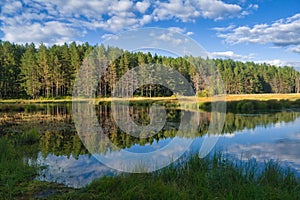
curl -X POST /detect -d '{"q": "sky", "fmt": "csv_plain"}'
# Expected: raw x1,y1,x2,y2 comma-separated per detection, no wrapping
0,0,300,68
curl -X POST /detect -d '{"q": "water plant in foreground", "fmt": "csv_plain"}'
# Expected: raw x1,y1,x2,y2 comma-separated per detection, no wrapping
53,154,300,199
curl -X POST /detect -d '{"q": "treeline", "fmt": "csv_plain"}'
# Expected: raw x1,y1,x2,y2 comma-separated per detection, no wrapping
0,40,299,99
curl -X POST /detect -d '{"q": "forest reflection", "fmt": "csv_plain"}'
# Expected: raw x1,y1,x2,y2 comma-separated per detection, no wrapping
1,103,300,159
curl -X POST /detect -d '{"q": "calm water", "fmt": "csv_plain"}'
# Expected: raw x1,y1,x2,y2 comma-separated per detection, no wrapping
1,103,300,188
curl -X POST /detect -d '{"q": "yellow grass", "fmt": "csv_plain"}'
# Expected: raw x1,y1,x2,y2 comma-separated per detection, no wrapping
1,93,300,104
223,93,300,101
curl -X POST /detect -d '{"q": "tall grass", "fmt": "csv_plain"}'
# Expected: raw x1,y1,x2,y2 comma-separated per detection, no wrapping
0,138,37,199
57,154,300,199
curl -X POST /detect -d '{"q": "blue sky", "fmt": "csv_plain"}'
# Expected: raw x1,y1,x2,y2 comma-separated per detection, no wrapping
0,0,300,68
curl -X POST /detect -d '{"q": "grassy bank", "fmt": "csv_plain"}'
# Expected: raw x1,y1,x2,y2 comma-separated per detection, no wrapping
1,134,299,199
51,154,300,199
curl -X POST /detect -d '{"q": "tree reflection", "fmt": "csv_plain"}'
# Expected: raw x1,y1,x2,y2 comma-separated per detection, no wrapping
1,103,300,158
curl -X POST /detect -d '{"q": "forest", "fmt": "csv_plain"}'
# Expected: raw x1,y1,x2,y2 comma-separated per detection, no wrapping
0,40,300,99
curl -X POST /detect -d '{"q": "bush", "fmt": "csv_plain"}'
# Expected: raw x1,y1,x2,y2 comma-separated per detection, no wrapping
197,90,210,97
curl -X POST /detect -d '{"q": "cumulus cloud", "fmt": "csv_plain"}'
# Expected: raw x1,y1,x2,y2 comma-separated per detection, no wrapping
210,51,254,60
1,21,78,45
215,13,300,48
209,51,300,68
152,0,200,22
256,59,300,68
151,27,196,45
152,0,243,22
194,0,242,20
167,27,186,34
158,33,184,45
136,0,150,13
0,0,248,45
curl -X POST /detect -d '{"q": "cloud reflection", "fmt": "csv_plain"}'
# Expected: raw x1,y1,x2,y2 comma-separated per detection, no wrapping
35,152,117,188
224,132,300,174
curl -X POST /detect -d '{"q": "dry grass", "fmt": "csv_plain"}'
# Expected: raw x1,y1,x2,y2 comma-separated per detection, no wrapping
1,94,300,104
224,93,300,101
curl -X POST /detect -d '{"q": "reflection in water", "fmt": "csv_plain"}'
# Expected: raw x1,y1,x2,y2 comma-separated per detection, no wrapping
1,103,300,187
221,118,300,175
73,102,200,172
35,152,117,188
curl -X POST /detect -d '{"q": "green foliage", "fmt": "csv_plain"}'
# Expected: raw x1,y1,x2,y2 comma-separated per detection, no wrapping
1,41,300,99
196,89,209,97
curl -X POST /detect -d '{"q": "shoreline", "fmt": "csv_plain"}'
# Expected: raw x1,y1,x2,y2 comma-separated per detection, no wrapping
1,93,300,104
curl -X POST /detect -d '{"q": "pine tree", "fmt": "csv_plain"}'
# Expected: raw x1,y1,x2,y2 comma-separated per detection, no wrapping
20,43,40,98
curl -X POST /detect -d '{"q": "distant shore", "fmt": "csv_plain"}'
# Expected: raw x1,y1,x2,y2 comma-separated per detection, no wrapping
1,93,300,104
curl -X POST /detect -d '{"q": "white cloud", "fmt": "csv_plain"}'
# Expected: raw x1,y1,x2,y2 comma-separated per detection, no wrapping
289,45,300,54
1,0,22,15
152,0,243,22
101,33,119,41
1,21,78,45
210,51,254,60
140,15,152,25
248,4,259,10
256,59,300,68
216,13,300,48
152,0,200,22
0,0,250,45
102,15,139,32
209,51,300,68
167,27,186,34
186,32,194,36
158,33,183,45
136,0,150,13
109,0,133,14
212,24,235,32
194,0,242,20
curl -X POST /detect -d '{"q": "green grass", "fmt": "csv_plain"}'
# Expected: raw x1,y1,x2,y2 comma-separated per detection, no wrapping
52,154,300,200
0,138,37,199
